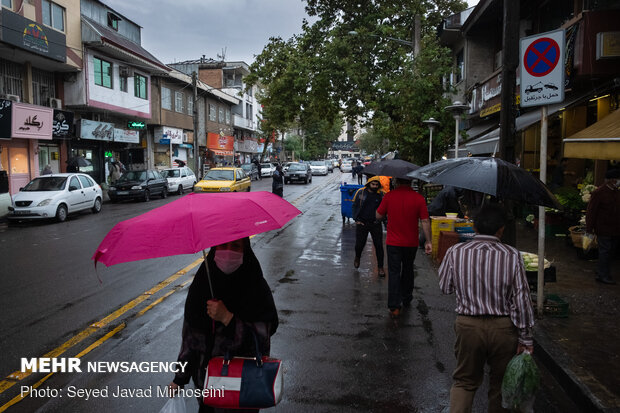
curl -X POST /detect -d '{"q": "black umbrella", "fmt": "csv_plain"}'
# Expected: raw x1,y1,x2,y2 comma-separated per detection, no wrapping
66,156,92,167
407,157,561,209
363,159,420,179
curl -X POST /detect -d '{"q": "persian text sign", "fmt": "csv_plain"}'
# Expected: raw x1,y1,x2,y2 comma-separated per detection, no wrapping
11,102,53,139
80,119,114,141
520,29,565,107
114,128,140,143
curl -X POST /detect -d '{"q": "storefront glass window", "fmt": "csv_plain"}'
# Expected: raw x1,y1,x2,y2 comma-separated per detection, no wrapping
9,147,28,174
0,144,8,171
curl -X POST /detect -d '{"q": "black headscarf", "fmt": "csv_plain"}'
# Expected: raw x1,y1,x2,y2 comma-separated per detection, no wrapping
184,238,278,333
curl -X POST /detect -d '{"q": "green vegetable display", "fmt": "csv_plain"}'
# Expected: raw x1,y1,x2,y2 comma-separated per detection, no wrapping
501,352,540,412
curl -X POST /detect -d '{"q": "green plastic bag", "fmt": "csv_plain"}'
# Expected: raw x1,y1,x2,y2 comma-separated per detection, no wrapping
501,351,540,412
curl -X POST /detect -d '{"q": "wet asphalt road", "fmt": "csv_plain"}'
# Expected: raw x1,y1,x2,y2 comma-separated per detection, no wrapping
0,170,574,412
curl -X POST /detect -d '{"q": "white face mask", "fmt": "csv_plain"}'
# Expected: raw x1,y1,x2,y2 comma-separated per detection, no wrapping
214,249,244,274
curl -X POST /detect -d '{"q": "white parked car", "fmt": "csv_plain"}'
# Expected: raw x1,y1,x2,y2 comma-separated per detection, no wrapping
260,163,275,177
309,160,329,175
340,160,353,172
8,173,102,222
162,167,196,195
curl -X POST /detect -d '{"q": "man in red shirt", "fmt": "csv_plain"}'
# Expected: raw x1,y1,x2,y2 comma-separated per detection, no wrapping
376,177,432,318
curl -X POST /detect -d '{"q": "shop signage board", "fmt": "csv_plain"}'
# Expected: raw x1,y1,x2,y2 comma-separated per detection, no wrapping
154,126,183,144
114,128,140,143
0,99,12,139
1,10,66,62
520,29,565,107
11,102,53,139
127,121,147,130
52,110,73,138
207,132,234,152
80,119,114,141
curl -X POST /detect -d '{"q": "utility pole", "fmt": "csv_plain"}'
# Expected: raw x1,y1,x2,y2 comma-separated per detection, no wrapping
499,0,519,247
192,71,200,178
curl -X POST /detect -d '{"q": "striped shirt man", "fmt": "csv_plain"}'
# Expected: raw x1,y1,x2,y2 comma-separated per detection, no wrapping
438,234,535,345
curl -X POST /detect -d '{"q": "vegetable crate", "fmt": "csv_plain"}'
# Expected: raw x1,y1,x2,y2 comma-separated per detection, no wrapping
532,293,569,318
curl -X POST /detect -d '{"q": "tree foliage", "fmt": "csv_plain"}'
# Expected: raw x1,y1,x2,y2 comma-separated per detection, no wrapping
246,0,468,163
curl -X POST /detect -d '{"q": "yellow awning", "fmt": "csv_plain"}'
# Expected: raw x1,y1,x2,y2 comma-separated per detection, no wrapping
563,109,620,160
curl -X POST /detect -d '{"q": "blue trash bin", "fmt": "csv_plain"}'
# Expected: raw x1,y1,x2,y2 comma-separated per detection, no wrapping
340,184,363,224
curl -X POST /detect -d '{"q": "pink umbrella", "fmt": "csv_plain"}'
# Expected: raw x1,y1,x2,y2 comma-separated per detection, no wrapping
92,191,302,267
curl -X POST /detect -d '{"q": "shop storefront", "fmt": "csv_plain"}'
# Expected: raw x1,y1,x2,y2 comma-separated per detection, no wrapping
206,132,234,166
235,137,259,164
153,126,189,168
0,101,53,195
75,119,145,183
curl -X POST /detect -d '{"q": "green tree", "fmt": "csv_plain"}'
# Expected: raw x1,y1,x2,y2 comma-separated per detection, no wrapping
246,0,467,163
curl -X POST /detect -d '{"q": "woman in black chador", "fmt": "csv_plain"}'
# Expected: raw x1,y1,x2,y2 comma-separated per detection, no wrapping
168,237,278,412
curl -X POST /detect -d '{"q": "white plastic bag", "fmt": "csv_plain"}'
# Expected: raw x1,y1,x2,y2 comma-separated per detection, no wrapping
159,396,187,413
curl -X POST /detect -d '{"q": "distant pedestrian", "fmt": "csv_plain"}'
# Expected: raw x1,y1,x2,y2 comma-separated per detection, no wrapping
253,158,262,180
351,161,357,181
586,169,620,285
353,163,364,184
41,164,53,175
272,164,284,197
376,177,432,318
438,203,535,412
352,176,385,277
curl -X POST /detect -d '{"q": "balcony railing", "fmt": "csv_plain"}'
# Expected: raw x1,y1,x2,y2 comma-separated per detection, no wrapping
233,114,255,130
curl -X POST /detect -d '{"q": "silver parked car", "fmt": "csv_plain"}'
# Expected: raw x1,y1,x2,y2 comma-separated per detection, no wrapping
162,167,196,195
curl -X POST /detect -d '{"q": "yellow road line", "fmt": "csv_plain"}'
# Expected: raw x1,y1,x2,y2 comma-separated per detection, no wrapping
0,258,202,394
0,324,126,413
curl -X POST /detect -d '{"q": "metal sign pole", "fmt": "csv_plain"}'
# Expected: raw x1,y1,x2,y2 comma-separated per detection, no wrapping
537,105,548,316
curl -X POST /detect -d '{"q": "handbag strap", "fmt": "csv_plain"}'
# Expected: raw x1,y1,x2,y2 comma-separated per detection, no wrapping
223,328,263,367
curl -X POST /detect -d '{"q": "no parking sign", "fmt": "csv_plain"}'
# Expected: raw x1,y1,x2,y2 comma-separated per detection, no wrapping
520,29,565,107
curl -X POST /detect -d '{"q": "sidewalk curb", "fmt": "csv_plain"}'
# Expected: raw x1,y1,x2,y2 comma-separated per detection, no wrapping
534,330,617,412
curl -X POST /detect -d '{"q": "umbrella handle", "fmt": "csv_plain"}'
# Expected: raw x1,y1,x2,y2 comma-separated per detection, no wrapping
203,250,215,298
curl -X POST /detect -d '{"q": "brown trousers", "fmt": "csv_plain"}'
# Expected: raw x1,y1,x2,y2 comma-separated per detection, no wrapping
450,315,518,413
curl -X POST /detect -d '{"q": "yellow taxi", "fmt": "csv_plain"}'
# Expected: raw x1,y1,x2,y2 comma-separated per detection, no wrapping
193,167,251,193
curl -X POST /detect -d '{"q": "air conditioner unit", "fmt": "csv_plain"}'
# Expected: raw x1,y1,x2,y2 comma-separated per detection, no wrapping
119,66,133,77
2,94,21,102
49,98,62,109
183,133,189,143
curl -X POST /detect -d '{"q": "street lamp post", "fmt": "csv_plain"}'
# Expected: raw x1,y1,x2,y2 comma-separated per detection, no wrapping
422,117,440,164
444,101,470,158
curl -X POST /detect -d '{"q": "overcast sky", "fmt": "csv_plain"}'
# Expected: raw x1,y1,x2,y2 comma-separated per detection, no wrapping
104,0,479,66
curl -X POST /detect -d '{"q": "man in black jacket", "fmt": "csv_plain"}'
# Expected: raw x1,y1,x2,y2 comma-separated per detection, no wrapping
352,176,385,276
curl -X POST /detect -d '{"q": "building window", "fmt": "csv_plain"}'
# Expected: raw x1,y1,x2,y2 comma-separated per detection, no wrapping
42,0,65,32
246,103,252,120
209,104,216,121
119,75,128,92
0,58,23,98
134,73,147,99
1,0,12,9
218,106,224,123
187,95,193,115
226,109,231,125
175,91,184,113
107,13,120,31
32,68,55,106
455,49,464,84
161,87,171,110
93,57,112,88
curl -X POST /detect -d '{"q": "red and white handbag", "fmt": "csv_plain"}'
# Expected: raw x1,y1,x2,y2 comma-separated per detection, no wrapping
204,334,283,409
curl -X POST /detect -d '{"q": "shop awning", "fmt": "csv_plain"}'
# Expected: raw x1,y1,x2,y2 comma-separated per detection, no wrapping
211,149,234,156
464,128,500,155
515,93,589,131
563,109,620,160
